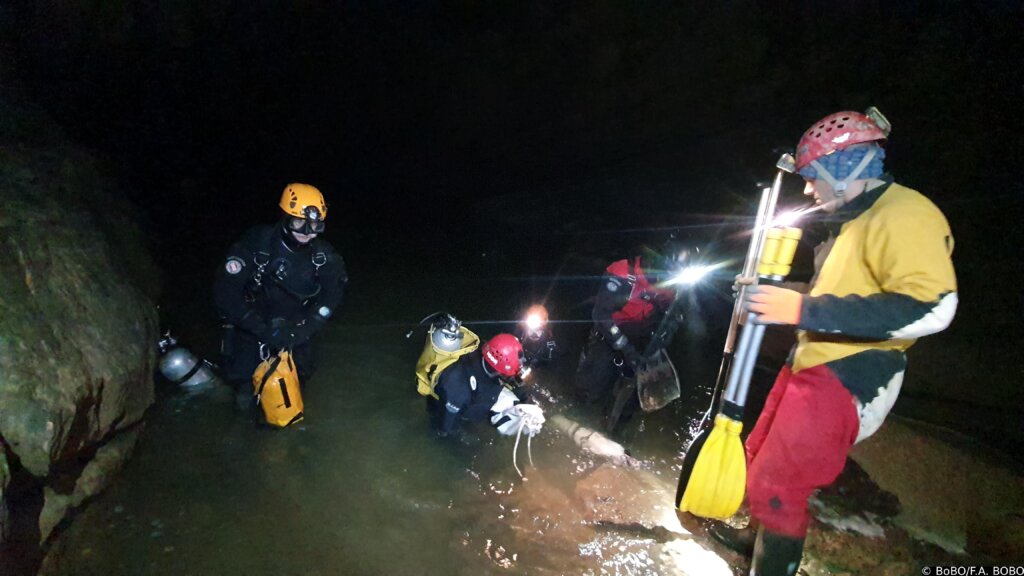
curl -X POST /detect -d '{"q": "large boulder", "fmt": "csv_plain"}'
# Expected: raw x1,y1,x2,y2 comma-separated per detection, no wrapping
0,77,160,567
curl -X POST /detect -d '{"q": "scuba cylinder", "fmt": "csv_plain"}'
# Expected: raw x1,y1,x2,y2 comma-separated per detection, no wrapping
412,313,480,398
157,332,221,394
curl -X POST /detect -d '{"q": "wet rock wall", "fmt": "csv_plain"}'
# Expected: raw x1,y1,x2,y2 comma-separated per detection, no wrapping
0,58,160,573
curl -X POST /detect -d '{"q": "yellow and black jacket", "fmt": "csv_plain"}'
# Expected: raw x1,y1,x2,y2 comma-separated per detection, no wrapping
792,178,958,441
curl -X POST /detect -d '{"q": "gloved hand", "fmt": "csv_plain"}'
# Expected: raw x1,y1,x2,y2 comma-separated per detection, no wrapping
516,404,545,437
494,404,545,437
744,285,803,325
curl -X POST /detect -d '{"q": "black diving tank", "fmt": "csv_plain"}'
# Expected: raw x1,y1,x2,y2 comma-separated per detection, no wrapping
157,333,220,393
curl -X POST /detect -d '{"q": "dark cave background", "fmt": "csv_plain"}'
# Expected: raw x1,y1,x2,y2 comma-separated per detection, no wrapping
3,1,1022,454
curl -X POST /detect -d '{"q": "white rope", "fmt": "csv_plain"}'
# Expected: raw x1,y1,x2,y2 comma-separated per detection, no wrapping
512,417,527,478
511,410,543,478
527,432,534,468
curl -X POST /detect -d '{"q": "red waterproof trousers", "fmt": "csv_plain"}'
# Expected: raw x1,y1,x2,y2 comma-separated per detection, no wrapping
745,364,860,538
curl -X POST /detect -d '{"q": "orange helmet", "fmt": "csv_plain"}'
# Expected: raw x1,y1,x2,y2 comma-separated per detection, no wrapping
279,183,327,221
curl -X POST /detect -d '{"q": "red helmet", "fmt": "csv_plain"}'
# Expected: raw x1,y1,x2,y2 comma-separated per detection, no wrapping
795,111,887,171
482,333,523,377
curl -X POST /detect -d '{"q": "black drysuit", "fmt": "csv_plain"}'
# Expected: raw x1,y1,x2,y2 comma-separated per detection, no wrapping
213,224,347,389
427,350,512,437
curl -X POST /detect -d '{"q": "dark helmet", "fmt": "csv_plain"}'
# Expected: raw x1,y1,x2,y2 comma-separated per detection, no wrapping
656,236,700,275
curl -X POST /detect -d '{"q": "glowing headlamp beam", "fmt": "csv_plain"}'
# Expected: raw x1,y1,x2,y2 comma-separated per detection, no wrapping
524,313,545,332
769,203,826,228
666,262,727,287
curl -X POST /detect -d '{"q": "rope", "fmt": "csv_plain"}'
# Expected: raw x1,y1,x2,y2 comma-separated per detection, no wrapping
528,433,534,468
512,418,527,478
511,410,542,478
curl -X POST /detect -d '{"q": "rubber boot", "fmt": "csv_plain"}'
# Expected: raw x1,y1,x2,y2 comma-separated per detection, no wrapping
707,520,758,557
749,526,804,576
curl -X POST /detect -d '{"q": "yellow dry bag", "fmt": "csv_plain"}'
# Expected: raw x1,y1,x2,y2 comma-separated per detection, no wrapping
415,325,480,399
252,350,304,428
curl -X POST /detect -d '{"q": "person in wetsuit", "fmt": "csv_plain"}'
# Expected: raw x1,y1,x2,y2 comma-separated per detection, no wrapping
214,183,348,411
573,243,697,405
428,333,542,439
517,304,558,371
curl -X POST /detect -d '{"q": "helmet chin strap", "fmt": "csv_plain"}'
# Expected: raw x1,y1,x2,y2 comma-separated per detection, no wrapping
481,357,499,379
809,145,877,206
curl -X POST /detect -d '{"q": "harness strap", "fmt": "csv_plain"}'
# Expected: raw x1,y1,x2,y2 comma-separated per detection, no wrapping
249,229,325,300
167,360,205,385
256,354,283,398
252,250,270,286
278,377,292,408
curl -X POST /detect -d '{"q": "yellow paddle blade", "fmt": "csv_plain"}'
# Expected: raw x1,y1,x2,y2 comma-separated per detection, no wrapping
678,415,746,519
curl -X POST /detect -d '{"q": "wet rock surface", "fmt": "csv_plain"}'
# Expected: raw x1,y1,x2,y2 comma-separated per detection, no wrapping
0,66,160,573
715,417,1023,575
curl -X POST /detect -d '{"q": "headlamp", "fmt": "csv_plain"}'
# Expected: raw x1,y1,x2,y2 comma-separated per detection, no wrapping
525,313,544,332
521,305,549,338
669,264,713,286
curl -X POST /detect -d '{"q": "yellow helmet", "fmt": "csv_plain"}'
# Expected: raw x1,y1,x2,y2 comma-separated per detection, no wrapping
279,183,328,221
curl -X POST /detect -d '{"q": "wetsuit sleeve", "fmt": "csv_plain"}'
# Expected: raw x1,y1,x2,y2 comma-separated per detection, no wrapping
213,236,268,337
799,202,958,340
315,248,348,315
436,362,475,434
434,375,466,432
510,384,533,405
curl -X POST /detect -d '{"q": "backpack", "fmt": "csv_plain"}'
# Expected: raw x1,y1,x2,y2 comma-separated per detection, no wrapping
414,326,480,399
252,350,305,427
